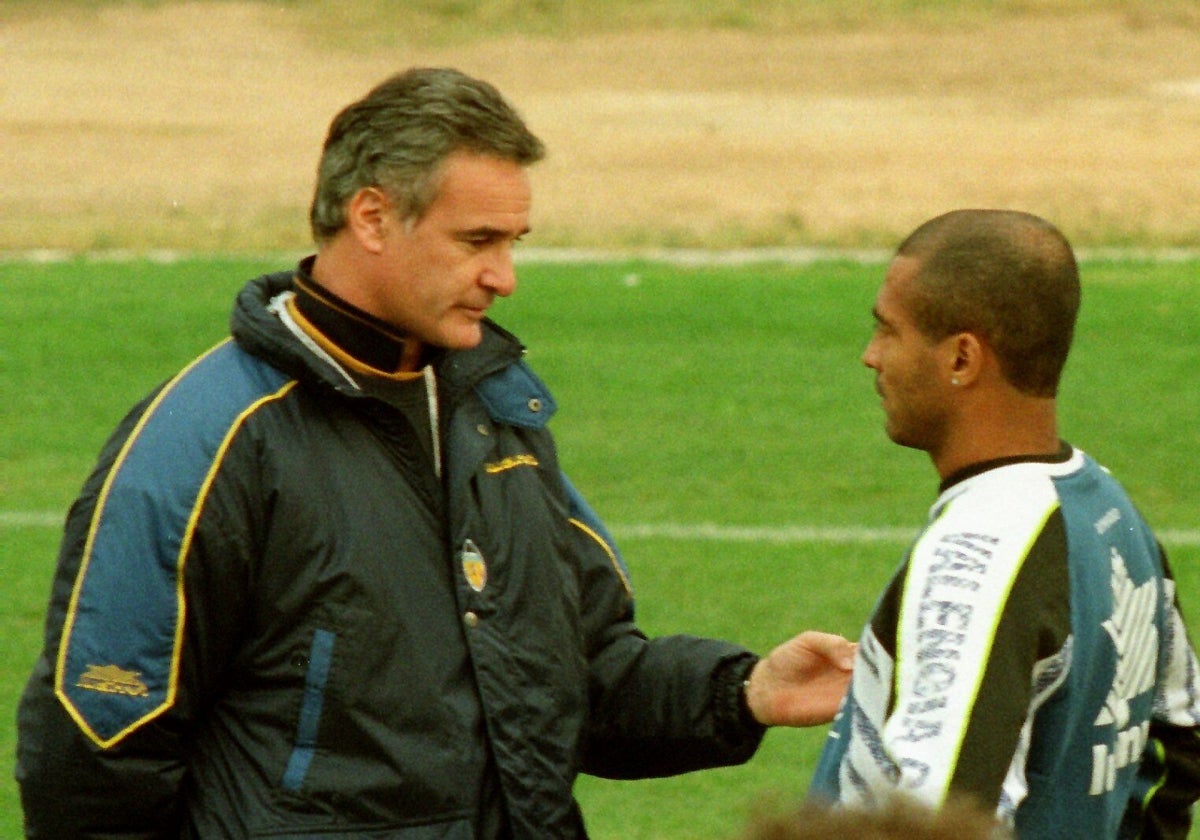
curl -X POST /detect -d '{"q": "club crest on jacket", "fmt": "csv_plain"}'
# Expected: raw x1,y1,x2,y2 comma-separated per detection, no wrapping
461,539,487,592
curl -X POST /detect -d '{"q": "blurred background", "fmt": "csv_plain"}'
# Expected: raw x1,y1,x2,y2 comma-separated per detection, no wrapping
3,0,1200,255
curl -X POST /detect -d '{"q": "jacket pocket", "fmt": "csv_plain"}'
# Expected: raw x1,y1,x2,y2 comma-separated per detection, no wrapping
281,628,336,792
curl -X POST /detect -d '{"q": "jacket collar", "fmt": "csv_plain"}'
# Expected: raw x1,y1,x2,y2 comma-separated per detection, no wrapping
291,257,433,375
231,262,525,397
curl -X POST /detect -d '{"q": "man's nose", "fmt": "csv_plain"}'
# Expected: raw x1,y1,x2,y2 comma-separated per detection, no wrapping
481,245,517,297
861,339,879,369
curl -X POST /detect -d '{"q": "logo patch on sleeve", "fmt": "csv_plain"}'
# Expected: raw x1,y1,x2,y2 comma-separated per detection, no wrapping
77,664,150,697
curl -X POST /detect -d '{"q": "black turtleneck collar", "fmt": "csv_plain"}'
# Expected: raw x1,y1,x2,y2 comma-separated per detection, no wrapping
291,256,420,373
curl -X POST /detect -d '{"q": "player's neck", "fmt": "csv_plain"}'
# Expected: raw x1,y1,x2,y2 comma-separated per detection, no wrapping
932,397,1059,481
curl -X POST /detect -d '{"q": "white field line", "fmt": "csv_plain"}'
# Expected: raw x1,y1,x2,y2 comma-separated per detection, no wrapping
5,510,1200,547
1,511,64,528
615,522,1200,547
615,523,916,543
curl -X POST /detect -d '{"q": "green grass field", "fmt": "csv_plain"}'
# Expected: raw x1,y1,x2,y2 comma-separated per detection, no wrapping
2,255,1198,838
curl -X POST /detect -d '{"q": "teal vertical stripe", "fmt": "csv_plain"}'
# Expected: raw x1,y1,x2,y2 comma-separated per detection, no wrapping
282,628,336,791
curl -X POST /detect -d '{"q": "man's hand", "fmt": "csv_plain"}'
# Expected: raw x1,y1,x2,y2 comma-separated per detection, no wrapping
744,631,856,727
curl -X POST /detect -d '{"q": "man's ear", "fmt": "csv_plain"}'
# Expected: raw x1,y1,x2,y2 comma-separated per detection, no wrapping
345,187,391,255
946,332,985,387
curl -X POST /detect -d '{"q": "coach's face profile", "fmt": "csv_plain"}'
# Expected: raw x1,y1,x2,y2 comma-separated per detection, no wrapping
330,150,532,359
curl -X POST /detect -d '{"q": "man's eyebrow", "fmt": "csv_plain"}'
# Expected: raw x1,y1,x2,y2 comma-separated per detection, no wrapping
460,224,532,240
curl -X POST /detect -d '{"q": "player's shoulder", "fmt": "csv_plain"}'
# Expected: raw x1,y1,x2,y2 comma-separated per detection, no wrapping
936,459,1067,528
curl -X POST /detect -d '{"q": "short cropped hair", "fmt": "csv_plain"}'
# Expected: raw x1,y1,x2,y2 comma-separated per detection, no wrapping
309,67,545,241
897,209,1080,397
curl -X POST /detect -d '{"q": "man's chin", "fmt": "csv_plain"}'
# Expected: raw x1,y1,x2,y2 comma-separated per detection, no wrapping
886,429,930,454
441,325,485,351
884,423,913,448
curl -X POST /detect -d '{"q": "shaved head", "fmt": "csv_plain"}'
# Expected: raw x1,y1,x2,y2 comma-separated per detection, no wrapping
895,209,1080,397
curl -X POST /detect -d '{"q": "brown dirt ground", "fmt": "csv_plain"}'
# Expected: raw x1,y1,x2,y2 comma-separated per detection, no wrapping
4,3,1200,252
